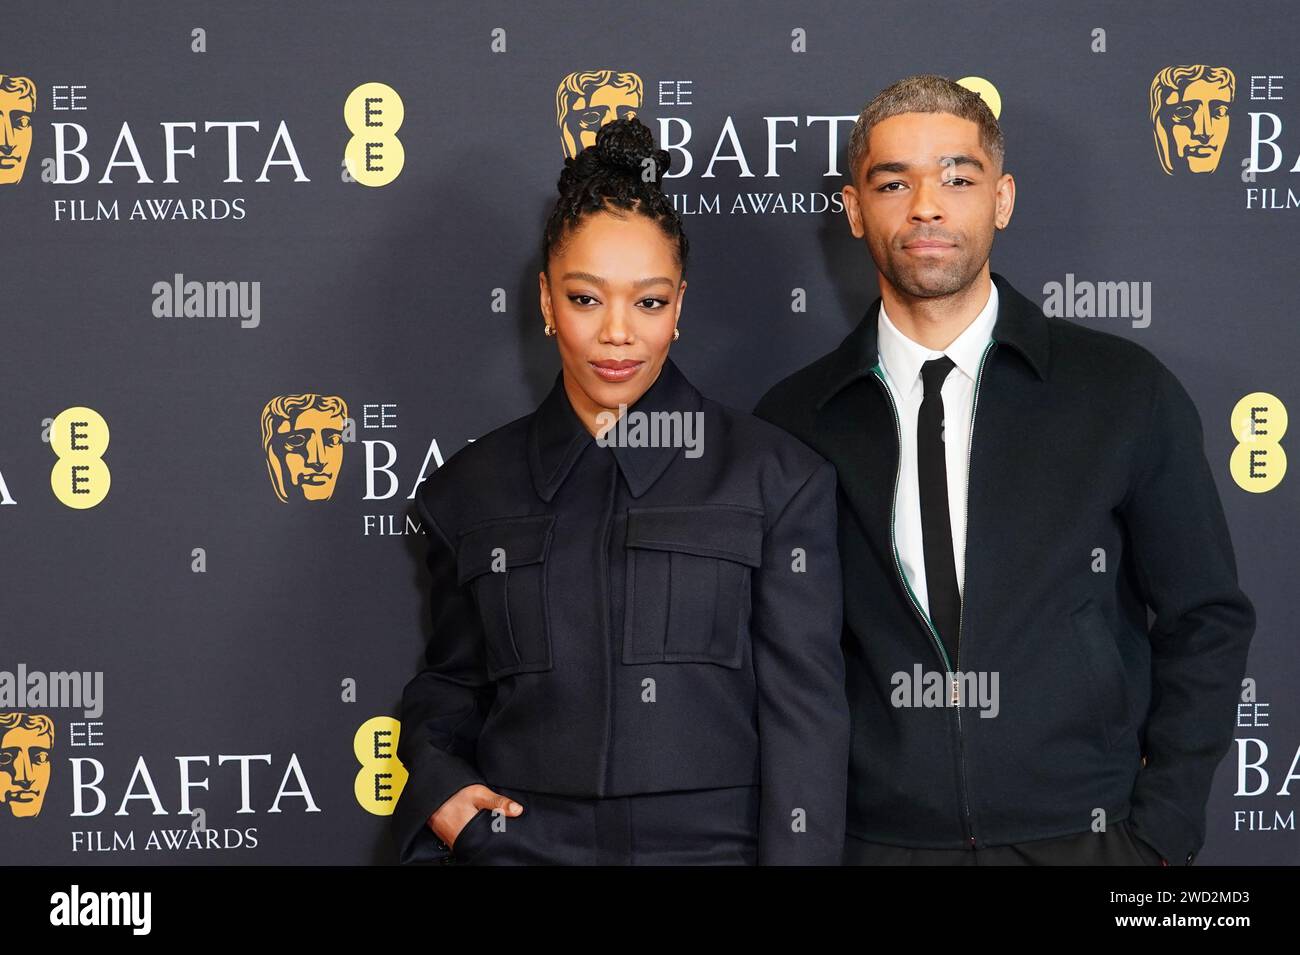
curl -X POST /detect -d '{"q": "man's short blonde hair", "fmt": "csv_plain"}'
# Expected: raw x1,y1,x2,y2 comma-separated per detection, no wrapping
846,74,1005,184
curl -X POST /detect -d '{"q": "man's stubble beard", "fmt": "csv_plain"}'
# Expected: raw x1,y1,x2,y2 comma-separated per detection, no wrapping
875,238,989,300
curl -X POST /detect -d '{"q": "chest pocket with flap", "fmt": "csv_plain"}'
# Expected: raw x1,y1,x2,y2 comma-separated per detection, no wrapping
455,514,556,679
623,504,765,669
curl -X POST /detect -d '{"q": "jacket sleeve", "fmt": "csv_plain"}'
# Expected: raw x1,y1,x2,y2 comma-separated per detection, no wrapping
391,488,494,864
1121,360,1256,865
751,457,850,864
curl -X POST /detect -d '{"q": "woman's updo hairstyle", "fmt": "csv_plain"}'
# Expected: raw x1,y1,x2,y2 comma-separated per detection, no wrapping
542,115,689,279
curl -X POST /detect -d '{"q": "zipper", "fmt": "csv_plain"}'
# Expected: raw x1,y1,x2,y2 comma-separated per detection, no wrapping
951,337,998,852
870,338,996,850
869,365,954,673
954,340,995,668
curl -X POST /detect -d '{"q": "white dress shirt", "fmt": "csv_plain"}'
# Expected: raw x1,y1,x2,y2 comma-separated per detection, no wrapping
876,280,998,623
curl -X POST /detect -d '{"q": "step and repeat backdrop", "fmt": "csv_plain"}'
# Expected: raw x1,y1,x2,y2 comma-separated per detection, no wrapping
2,1,1296,865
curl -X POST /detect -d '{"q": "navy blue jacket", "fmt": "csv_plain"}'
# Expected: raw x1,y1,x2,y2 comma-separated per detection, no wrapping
392,356,850,864
754,271,1255,865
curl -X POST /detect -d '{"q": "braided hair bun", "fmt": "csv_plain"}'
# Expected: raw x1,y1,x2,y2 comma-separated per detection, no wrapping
543,116,689,275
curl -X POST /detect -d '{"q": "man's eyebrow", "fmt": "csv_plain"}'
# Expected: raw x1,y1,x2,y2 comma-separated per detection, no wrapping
866,155,985,179
560,271,675,289
939,154,985,173
865,160,910,179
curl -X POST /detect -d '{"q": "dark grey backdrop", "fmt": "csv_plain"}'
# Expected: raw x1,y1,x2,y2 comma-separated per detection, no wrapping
2,0,1295,865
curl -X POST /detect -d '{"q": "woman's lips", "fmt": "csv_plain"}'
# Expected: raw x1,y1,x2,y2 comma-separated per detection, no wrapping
590,360,644,382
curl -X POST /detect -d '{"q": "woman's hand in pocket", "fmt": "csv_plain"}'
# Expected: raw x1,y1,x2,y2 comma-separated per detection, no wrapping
427,784,524,849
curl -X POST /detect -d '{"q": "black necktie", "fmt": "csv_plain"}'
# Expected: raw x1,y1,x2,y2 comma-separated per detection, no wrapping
918,355,961,665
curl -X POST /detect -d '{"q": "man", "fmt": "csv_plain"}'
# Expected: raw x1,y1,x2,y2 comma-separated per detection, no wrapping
754,74,1254,865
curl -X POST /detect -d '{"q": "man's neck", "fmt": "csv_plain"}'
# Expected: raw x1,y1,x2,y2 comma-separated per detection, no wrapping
879,269,993,351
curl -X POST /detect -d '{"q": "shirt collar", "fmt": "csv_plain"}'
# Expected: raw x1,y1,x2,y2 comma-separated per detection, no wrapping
813,270,1049,411
528,355,704,502
877,279,998,396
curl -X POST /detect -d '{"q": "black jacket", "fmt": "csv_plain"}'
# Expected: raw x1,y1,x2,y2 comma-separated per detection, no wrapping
753,270,1255,865
392,356,850,865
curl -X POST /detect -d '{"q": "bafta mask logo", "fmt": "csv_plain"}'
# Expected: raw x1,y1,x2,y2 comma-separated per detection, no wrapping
1,712,53,819
261,394,349,502
556,70,643,159
1150,65,1235,175
0,73,36,185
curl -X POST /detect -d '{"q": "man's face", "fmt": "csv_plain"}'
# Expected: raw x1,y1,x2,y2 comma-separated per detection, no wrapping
842,112,1010,298
0,87,34,185
273,409,344,501
1,725,52,818
1160,78,1231,173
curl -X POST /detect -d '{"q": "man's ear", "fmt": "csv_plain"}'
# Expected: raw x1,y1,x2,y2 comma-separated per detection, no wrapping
842,184,866,239
993,172,1016,230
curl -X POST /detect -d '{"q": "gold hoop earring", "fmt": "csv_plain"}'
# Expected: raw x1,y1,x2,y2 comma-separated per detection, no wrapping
672,326,680,341
543,322,555,337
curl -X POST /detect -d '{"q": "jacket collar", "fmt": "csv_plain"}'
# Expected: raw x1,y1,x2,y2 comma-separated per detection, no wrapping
813,270,1049,411
877,279,999,396
528,355,704,502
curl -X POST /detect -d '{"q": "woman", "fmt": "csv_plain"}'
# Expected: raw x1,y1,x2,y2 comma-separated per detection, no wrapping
392,117,848,865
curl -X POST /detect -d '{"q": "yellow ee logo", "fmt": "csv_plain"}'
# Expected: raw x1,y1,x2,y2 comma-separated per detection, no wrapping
50,406,110,508
353,715,408,815
955,76,1002,119
344,82,405,187
1230,392,1287,493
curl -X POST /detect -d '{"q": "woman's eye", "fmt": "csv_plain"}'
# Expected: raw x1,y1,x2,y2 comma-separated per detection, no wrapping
639,298,667,309
569,294,597,306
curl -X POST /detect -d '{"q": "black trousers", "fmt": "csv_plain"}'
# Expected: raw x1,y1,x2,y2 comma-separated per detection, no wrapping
449,783,760,865
842,818,1165,865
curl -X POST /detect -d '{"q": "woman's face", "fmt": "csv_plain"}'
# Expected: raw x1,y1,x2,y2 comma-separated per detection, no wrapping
539,208,686,436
